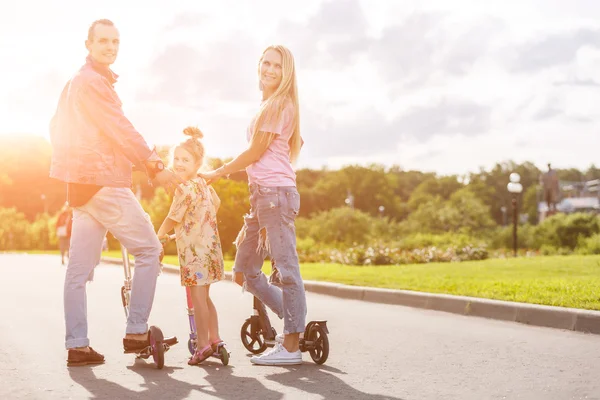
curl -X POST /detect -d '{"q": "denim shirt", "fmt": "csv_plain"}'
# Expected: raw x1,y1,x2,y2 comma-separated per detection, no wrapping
49,56,154,187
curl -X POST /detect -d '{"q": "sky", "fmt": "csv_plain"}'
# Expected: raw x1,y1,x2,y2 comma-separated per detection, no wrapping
1,0,599,175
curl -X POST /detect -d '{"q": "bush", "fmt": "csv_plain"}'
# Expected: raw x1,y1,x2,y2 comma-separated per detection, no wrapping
398,232,488,250
0,208,56,250
534,213,599,250
490,224,537,250
576,233,600,255
296,207,397,246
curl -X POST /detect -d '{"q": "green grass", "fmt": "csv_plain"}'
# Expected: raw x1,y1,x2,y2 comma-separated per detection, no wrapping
40,251,600,310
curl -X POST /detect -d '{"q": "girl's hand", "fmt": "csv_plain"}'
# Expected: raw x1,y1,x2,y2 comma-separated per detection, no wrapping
198,166,226,185
158,234,170,246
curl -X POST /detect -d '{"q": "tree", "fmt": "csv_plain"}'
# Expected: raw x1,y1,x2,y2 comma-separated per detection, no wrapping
296,207,377,245
403,188,494,234
522,184,540,224
407,175,463,211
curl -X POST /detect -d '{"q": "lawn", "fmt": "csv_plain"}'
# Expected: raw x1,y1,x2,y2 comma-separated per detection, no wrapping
99,251,600,311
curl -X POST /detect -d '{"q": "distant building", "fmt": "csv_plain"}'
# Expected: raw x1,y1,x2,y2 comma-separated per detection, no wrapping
538,179,599,222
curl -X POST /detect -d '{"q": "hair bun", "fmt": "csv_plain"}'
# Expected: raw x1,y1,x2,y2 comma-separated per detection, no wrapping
183,126,204,140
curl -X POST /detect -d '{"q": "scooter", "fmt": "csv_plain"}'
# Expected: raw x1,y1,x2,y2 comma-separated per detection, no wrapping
239,260,330,365
120,245,178,369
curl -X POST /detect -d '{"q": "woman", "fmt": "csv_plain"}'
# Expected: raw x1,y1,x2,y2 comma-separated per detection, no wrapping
200,45,306,366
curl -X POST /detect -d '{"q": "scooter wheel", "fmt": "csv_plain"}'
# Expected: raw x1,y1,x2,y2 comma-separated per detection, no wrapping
308,324,329,365
149,326,165,369
220,346,229,366
240,320,267,354
187,338,195,355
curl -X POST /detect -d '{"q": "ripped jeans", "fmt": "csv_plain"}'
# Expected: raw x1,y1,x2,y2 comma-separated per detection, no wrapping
233,184,307,334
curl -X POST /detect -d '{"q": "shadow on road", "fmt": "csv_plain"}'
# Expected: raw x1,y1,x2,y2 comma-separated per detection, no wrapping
68,361,206,400
68,357,402,399
68,358,283,400
264,364,405,400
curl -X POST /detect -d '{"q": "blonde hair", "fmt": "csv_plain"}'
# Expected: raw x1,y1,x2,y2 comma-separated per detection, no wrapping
170,126,205,169
252,45,302,165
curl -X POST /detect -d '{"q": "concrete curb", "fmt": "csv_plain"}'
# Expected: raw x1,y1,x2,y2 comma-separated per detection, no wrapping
101,257,600,335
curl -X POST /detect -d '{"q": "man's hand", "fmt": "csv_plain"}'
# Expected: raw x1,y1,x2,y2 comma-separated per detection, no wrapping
233,271,244,287
153,169,184,194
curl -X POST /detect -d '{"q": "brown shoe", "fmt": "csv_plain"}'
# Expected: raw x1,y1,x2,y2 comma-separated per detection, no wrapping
67,347,105,366
123,333,150,353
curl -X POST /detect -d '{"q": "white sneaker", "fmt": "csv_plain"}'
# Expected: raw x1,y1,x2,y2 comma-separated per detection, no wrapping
274,333,304,344
250,343,302,366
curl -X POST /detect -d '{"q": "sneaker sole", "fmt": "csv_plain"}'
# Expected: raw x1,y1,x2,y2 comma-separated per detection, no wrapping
250,358,302,366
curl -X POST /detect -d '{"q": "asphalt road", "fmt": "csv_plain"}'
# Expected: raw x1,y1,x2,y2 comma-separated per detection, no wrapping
0,254,599,400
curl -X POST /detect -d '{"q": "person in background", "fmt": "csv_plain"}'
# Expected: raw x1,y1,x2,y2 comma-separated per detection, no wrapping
56,203,73,265
540,163,560,213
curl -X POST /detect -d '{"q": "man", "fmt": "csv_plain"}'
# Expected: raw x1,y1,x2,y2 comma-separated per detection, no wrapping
50,19,180,366
540,163,560,213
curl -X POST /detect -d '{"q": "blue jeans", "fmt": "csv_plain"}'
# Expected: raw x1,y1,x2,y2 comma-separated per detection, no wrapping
233,184,307,334
64,187,162,349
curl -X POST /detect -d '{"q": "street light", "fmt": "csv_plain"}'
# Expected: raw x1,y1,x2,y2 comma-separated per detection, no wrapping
378,205,385,217
344,191,354,209
507,173,523,257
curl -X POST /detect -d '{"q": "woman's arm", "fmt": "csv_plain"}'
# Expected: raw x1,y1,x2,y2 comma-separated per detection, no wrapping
199,131,275,183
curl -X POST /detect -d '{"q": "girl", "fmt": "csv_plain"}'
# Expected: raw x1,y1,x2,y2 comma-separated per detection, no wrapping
157,126,225,365
199,45,306,366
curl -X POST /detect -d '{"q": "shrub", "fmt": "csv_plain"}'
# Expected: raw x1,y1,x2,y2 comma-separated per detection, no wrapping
296,207,387,246
398,232,488,250
534,213,599,250
576,233,600,255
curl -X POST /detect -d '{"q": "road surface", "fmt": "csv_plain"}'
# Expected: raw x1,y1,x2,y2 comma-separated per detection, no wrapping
0,254,598,399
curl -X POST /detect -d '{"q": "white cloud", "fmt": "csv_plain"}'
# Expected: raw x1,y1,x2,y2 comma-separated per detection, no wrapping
1,0,599,175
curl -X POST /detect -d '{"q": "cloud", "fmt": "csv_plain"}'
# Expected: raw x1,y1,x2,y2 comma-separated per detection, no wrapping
301,108,399,158
7,71,65,117
513,28,600,72
302,98,490,159
394,99,491,140
553,78,600,87
137,37,261,108
274,0,371,69
163,13,206,31
442,18,505,75
534,105,563,121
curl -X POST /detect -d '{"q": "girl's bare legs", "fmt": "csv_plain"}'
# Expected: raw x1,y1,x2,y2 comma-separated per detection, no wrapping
206,285,221,344
190,285,210,350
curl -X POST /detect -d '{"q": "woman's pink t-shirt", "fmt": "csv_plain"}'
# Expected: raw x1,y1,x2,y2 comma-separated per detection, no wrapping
246,102,296,187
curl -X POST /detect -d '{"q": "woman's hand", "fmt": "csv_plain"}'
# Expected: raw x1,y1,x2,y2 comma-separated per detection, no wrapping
198,168,224,185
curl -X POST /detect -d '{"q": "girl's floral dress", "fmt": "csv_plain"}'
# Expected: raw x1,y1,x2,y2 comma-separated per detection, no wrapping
167,178,224,286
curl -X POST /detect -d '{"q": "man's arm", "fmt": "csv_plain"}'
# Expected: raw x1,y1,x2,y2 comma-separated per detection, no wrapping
80,76,153,166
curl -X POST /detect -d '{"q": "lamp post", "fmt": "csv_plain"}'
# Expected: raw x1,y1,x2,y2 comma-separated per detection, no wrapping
507,173,523,257
378,205,385,217
344,191,354,209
